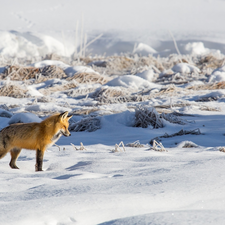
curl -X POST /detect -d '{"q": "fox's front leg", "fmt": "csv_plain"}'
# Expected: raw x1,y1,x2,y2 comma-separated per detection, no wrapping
35,149,45,172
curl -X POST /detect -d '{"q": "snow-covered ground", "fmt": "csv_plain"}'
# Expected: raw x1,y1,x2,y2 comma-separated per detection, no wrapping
1,1,225,225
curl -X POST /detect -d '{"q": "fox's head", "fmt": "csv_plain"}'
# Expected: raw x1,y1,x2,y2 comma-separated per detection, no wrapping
57,111,72,137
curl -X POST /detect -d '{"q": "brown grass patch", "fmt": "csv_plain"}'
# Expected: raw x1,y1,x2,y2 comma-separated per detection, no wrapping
197,55,225,70
93,86,130,99
1,66,40,81
0,84,27,98
187,81,225,91
39,81,78,95
66,72,110,85
1,65,67,81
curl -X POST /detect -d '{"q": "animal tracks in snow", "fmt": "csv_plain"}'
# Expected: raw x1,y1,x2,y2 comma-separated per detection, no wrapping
10,3,64,29
11,12,35,28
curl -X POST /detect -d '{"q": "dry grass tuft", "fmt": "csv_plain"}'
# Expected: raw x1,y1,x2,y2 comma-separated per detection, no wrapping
111,141,126,152
0,84,27,98
69,116,101,132
126,140,145,148
39,65,67,79
70,108,99,115
181,141,198,148
1,65,67,81
150,128,201,145
197,54,225,70
97,94,148,105
39,81,78,95
93,86,130,99
92,86,149,104
187,81,225,91
134,105,164,128
66,87,97,98
161,112,187,125
149,140,167,152
66,72,110,85
1,66,40,81
219,147,225,152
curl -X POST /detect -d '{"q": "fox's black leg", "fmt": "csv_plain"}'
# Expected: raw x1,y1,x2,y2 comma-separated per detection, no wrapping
9,148,21,169
35,149,44,172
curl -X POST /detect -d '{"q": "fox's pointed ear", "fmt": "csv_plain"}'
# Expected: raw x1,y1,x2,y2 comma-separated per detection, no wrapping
59,111,69,121
67,115,72,121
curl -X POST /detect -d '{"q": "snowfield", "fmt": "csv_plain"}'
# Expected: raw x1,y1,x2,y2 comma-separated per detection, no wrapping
1,0,225,225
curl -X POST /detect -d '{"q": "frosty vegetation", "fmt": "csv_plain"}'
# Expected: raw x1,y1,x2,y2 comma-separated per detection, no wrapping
0,51,225,138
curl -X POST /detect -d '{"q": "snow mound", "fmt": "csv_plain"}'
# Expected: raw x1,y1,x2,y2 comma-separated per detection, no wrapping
99,210,225,225
27,86,43,97
105,75,160,89
0,31,66,58
199,90,225,99
136,69,156,82
184,42,221,55
25,104,71,113
64,66,98,77
8,112,42,124
172,63,200,74
133,43,157,55
209,65,225,82
31,60,69,69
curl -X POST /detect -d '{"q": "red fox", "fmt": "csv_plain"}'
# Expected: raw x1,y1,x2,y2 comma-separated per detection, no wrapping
0,111,72,171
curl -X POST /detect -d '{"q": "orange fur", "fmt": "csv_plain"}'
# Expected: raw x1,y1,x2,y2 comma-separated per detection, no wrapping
0,111,72,171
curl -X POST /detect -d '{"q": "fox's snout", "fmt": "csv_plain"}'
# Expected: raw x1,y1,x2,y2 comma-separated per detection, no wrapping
61,130,71,137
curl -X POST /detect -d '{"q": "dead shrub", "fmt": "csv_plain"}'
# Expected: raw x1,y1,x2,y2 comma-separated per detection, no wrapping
134,105,164,128
150,128,201,145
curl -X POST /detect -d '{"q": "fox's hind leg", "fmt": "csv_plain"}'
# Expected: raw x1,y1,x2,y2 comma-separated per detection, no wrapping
9,148,22,169
0,150,8,159
0,145,9,159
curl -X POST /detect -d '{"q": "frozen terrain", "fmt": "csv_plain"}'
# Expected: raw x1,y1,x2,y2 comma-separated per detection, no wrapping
0,1,225,225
